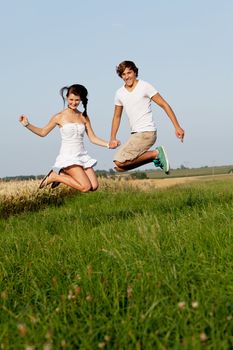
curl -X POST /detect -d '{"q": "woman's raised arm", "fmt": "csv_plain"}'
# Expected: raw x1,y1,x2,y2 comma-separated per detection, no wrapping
19,114,59,137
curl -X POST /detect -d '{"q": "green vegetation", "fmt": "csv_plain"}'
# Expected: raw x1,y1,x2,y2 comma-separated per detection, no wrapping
1,164,233,182
0,178,233,349
147,164,233,179
0,184,76,219
131,171,148,179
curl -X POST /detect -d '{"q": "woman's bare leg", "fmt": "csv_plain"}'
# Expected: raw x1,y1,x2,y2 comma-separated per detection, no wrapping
56,167,98,191
84,167,99,191
42,166,95,192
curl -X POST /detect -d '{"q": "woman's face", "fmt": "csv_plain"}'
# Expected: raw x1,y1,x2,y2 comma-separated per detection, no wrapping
67,93,81,110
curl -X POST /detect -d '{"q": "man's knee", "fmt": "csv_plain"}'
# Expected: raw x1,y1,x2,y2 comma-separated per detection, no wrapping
114,160,125,168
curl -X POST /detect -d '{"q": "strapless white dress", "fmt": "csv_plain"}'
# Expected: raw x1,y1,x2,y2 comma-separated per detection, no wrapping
53,123,97,174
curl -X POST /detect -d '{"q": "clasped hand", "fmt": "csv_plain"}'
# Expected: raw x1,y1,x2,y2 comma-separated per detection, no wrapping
108,139,121,149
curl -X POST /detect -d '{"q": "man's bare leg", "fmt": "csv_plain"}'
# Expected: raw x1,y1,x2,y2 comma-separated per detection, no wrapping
114,150,159,172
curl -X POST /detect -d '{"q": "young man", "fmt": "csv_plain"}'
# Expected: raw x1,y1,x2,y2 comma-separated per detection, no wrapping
109,60,185,173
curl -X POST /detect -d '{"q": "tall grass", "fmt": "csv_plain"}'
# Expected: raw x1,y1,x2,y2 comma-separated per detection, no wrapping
0,177,158,218
0,180,77,219
0,178,233,349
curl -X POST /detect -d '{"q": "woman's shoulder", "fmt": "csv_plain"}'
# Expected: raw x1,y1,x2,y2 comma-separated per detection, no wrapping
80,113,89,124
52,110,66,122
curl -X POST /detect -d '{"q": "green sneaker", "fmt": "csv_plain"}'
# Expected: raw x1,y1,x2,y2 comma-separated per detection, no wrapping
153,159,161,167
153,146,170,174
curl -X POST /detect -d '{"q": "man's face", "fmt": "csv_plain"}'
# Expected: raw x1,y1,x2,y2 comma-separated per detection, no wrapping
121,67,137,88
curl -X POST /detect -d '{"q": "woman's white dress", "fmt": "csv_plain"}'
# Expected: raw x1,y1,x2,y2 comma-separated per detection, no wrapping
53,123,97,174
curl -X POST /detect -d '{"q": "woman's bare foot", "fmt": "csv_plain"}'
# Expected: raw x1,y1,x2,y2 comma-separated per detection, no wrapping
39,170,57,189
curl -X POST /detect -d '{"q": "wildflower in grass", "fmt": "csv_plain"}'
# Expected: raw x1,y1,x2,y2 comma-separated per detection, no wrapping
25,345,35,350
86,294,92,301
51,276,58,288
100,276,108,285
67,285,81,300
60,339,67,348
178,301,186,310
28,315,38,325
73,285,81,295
98,342,106,349
45,329,53,342
43,343,52,350
191,301,199,309
61,294,66,301
101,248,108,253
180,338,187,346
87,264,93,277
17,323,27,336
0,291,7,300
200,332,208,342
67,290,75,300
226,315,232,321
104,335,111,342
146,272,153,278
25,346,35,350
75,274,81,280
127,285,133,299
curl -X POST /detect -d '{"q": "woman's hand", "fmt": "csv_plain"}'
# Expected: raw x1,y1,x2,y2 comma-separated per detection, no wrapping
19,115,29,127
109,139,121,149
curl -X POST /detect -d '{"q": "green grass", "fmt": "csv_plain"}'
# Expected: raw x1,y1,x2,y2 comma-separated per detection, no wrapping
0,179,233,349
146,165,233,179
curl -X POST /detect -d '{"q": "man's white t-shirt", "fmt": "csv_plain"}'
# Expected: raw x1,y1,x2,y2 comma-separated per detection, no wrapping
114,80,158,133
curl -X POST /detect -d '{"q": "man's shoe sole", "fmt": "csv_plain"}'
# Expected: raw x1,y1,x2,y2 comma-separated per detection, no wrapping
157,146,170,174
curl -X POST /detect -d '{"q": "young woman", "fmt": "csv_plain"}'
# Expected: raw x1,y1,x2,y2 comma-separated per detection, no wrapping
19,84,116,192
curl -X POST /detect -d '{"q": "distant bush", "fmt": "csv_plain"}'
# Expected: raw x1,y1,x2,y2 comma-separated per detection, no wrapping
131,172,148,179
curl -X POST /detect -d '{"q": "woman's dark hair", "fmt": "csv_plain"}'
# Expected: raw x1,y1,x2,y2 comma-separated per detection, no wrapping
60,84,88,117
116,60,139,78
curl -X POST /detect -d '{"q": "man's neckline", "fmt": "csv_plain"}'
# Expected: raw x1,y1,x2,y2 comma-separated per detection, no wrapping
124,79,140,93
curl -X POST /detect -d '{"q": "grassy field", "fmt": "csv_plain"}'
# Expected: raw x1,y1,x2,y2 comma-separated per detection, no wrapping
0,176,233,349
145,164,233,179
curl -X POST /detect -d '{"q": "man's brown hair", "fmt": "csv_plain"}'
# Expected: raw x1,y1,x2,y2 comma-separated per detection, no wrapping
116,60,139,77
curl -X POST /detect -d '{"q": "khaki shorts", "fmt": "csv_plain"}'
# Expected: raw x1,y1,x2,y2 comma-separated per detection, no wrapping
114,131,157,163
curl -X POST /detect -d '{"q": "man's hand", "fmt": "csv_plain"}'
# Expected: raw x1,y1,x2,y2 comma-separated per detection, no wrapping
109,139,121,149
175,127,185,143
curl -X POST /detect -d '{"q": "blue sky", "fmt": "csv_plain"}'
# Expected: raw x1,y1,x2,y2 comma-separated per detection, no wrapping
1,0,232,177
